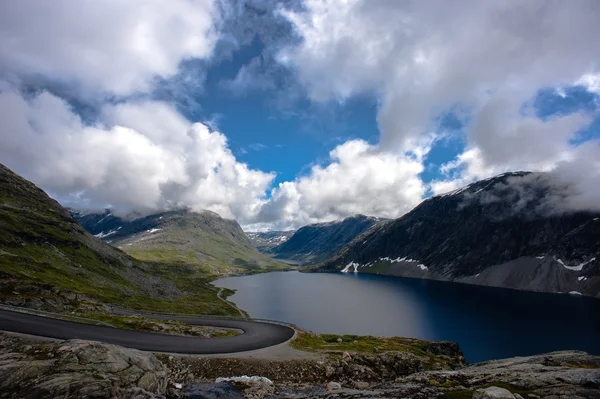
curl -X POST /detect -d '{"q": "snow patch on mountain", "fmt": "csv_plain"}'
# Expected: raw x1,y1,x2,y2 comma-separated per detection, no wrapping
557,257,596,272
341,262,360,273
94,230,118,239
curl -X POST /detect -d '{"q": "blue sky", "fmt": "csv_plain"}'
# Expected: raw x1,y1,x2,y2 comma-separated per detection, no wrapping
1,0,599,229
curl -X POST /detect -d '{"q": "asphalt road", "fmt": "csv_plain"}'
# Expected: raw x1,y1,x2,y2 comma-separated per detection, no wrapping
0,309,295,354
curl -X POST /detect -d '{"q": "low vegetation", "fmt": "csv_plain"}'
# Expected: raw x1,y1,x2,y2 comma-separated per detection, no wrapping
292,331,430,353
0,163,273,323
290,331,465,368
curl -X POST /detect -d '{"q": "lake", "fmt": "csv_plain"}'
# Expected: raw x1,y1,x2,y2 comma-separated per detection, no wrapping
214,271,600,363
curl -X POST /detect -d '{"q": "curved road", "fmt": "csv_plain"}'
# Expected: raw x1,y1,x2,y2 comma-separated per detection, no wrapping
0,309,295,354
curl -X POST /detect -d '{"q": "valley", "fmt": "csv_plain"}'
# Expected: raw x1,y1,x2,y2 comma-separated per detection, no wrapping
1,163,599,398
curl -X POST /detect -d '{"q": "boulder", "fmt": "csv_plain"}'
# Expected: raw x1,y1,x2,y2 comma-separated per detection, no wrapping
215,376,274,399
327,381,342,391
0,335,168,398
472,386,516,398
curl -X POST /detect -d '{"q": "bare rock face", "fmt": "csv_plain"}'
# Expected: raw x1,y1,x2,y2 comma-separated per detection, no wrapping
0,334,168,398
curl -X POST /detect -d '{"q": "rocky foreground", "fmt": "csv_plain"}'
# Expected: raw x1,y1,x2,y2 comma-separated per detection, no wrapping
1,333,599,399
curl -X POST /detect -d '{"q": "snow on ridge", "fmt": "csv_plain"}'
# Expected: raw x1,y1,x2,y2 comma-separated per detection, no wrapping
557,257,596,272
147,228,162,234
535,256,545,259
578,276,588,281
94,230,117,239
376,256,429,270
568,291,583,295
96,212,112,224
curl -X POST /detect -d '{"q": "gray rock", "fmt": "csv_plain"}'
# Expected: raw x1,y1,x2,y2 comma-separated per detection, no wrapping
0,335,168,398
473,386,516,398
336,338,343,343
327,382,342,391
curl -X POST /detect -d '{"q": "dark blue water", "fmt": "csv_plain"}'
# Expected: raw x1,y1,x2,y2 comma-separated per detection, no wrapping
214,271,600,363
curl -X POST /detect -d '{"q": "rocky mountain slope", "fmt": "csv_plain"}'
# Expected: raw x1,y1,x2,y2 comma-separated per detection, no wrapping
318,172,600,297
271,215,386,265
0,163,239,315
246,230,295,253
72,208,285,274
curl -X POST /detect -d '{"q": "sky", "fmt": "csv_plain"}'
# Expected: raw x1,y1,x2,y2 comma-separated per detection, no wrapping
0,0,599,231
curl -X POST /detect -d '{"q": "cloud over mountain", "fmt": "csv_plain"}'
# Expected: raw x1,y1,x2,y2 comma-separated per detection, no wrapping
0,0,599,230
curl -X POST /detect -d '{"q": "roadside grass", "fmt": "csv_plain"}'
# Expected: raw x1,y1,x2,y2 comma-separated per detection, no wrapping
291,331,430,354
289,330,461,368
77,312,240,338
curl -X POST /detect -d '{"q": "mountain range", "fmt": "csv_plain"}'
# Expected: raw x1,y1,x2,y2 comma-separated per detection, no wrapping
268,214,386,265
246,230,295,253
72,208,284,274
316,172,600,298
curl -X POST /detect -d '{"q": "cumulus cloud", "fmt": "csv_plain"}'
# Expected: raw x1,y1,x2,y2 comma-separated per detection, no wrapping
0,84,274,220
280,0,600,148
1,0,600,231
279,0,600,215
251,139,426,230
0,0,219,96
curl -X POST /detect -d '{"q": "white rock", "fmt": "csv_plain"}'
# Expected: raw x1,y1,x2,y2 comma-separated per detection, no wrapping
215,375,273,385
473,386,516,399
327,382,342,391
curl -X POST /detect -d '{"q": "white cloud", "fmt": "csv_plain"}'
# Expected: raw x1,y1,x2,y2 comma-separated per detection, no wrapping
280,0,600,151
430,91,596,197
0,85,274,220
252,139,426,230
577,73,600,96
1,0,600,231
0,0,219,96
279,0,600,215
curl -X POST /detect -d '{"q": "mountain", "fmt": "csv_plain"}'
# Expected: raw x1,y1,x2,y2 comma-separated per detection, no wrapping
246,230,295,253
0,163,243,315
317,172,600,298
271,214,387,265
72,208,284,273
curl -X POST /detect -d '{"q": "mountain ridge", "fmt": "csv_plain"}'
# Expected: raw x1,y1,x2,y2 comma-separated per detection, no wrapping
316,171,600,297
270,214,387,265
72,207,284,273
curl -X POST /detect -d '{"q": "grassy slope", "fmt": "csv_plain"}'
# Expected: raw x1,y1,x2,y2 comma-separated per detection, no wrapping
77,208,288,274
0,163,243,315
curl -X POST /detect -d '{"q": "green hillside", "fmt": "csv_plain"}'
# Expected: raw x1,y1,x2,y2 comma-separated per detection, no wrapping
0,163,260,315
